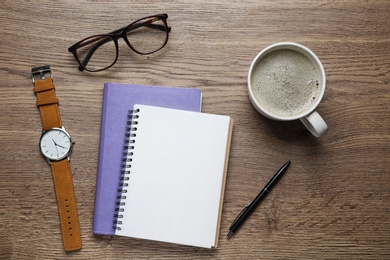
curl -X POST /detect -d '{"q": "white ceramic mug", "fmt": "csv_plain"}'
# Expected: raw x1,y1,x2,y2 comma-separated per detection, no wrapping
248,42,328,137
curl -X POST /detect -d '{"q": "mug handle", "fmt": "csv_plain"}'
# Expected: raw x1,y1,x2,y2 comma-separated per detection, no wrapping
300,111,328,137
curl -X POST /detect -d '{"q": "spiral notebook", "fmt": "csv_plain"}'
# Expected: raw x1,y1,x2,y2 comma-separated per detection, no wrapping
114,104,233,248
93,83,202,236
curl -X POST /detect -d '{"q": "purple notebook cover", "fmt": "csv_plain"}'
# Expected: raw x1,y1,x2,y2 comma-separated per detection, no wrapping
93,83,202,235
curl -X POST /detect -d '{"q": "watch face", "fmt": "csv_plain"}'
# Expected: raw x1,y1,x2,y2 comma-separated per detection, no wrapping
39,128,73,161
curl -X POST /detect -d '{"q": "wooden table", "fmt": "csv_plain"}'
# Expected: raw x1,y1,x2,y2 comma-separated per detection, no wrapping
1,1,389,259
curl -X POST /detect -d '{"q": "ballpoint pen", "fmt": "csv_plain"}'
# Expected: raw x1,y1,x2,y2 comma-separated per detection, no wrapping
227,161,291,238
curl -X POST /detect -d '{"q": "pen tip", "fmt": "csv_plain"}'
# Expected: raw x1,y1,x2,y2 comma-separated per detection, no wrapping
283,161,291,168
227,231,233,239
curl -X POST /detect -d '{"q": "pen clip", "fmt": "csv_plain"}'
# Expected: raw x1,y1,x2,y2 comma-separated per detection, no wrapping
230,204,250,228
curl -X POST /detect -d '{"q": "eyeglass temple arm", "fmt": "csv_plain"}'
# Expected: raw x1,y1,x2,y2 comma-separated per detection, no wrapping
77,22,170,71
127,22,171,33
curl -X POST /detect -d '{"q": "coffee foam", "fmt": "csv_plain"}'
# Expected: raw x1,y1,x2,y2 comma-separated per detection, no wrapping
251,49,320,118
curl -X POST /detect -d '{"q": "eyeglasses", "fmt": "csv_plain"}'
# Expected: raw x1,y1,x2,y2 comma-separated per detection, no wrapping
68,14,171,72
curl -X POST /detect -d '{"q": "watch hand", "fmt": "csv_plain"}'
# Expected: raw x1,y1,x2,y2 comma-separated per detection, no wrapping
55,143,59,157
51,139,66,149
56,144,67,149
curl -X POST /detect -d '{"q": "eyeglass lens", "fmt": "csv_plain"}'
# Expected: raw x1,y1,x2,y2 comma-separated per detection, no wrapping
76,35,117,72
74,16,168,72
127,17,168,54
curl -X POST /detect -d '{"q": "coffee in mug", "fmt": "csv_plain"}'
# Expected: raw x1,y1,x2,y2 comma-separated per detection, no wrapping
248,42,328,137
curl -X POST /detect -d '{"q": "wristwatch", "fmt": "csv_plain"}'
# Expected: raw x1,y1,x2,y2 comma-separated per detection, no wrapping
31,66,82,251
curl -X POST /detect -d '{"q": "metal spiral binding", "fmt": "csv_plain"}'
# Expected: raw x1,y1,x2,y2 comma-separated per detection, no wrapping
113,108,140,231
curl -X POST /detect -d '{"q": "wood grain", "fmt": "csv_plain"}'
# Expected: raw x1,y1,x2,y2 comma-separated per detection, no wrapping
0,0,389,259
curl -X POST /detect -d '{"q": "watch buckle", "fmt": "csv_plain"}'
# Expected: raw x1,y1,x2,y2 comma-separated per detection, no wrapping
31,65,52,83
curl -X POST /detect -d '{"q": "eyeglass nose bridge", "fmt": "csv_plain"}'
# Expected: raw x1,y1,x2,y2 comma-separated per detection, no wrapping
114,28,135,54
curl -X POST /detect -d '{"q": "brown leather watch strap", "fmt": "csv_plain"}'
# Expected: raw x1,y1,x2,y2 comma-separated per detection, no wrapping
51,159,82,251
33,77,62,130
32,66,82,251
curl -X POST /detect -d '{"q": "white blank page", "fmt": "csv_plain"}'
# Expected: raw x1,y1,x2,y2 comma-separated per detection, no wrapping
115,104,233,248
